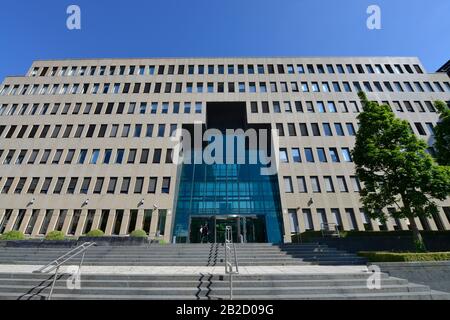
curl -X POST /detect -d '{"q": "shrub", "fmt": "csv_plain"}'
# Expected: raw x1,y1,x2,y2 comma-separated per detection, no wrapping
45,231,65,241
0,230,25,241
130,230,147,238
358,251,450,262
86,229,105,237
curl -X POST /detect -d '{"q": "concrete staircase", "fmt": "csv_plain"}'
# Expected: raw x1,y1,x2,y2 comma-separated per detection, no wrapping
0,243,366,266
0,272,448,300
0,243,448,300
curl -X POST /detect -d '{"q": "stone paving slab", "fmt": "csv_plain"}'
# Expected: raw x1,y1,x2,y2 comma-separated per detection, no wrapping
0,265,370,275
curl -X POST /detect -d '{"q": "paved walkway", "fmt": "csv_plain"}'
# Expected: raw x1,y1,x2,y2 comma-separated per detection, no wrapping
0,265,370,275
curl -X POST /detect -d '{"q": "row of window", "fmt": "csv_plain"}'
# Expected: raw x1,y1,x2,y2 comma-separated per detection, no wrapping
280,147,353,165
277,122,356,138
0,120,357,141
0,176,172,196
0,101,203,117
0,123,177,140
0,208,168,237
288,207,450,232
1,148,174,166
276,120,434,138
0,99,442,121
283,175,359,194
3,79,450,96
252,99,440,114
29,62,425,78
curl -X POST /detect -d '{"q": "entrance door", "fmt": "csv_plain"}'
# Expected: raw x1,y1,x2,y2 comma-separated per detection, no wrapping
189,217,215,243
215,216,239,243
189,215,267,243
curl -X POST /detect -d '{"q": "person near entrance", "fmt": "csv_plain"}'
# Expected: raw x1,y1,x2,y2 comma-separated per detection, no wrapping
200,222,209,243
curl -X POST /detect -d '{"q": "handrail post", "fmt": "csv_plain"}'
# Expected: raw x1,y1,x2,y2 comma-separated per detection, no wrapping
224,225,238,300
77,250,87,280
229,273,233,301
48,266,60,300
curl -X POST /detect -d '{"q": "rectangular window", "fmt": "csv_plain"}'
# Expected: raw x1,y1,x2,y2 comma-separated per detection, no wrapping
323,123,333,136
337,176,349,192
346,209,357,230
335,123,345,136
92,178,104,194
288,209,299,234
302,209,314,230
329,148,340,163
276,124,284,136
121,177,131,194
134,177,144,194
153,149,162,163
317,148,327,162
341,148,353,162
414,123,427,136
305,148,314,163
284,177,293,193
279,148,289,163
127,149,137,164
292,148,301,163
195,102,202,114
115,149,124,164
140,149,150,164
184,103,191,114
346,123,356,136
350,176,361,192
162,177,171,194
107,178,117,194
157,124,165,137
67,178,78,194
324,176,335,193
287,123,296,136
299,123,309,136
148,177,157,194
80,178,91,194
297,176,307,193
310,176,321,193
14,177,27,194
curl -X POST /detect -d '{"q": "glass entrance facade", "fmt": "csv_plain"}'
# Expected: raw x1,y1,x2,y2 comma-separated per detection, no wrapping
189,215,267,243
173,161,284,243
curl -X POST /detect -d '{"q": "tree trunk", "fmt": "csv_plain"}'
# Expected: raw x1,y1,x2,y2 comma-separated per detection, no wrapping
407,215,426,252
401,194,427,252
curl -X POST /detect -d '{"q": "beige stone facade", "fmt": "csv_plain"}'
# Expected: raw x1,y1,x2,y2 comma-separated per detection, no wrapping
0,57,449,243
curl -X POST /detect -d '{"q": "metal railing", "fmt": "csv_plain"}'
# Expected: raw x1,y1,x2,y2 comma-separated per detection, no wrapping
321,223,341,238
33,242,96,300
224,226,239,300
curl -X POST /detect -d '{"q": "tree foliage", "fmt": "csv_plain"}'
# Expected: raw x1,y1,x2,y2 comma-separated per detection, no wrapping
352,92,450,248
433,101,450,166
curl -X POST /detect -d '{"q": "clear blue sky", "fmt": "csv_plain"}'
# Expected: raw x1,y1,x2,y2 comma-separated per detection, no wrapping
0,0,449,80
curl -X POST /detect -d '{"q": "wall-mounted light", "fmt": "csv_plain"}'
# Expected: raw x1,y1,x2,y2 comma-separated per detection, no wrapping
27,198,36,206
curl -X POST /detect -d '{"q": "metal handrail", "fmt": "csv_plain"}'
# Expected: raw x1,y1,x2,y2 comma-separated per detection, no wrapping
321,223,340,238
224,226,239,300
34,242,96,300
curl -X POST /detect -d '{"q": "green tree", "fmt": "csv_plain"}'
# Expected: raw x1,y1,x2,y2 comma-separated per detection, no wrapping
433,100,450,166
352,92,450,251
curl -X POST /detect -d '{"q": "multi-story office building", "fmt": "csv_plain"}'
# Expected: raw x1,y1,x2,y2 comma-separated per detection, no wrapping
0,57,449,243
438,60,450,77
